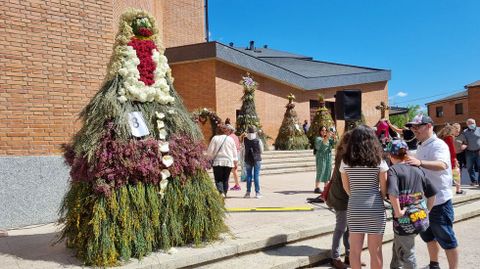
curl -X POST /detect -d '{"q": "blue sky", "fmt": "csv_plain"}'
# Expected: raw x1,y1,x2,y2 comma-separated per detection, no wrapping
208,0,479,109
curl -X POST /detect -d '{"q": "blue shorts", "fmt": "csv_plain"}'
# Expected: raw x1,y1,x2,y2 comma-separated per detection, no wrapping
420,199,458,249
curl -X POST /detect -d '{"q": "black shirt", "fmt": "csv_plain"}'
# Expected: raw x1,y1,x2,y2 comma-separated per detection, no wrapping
403,129,417,150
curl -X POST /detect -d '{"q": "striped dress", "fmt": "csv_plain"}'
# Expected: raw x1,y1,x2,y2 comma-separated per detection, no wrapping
340,160,389,234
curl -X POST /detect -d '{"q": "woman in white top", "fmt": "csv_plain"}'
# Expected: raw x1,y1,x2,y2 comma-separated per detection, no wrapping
207,124,238,197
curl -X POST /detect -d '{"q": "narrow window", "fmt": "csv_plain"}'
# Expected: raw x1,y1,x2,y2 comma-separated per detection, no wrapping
436,106,443,117
455,103,463,115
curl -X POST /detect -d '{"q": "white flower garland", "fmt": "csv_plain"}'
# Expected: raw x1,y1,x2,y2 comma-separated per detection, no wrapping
116,45,175,104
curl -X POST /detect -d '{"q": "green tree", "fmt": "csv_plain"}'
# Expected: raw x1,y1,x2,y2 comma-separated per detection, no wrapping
389,104,423,128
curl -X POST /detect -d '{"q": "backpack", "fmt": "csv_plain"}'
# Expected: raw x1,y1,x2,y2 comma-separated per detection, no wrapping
245,147,255,166
244,138,261,165
391,201,429,235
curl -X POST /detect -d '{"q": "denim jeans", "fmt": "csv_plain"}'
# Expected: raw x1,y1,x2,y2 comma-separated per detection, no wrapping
331,210,349,259
465,150,480,183
246,161,261,193
420,200,458,249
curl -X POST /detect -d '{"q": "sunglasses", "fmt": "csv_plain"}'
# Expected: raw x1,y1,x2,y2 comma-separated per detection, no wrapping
409,124,427,130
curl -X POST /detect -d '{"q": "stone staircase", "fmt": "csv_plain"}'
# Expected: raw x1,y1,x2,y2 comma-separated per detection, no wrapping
208,149,321,176
259,150,317,175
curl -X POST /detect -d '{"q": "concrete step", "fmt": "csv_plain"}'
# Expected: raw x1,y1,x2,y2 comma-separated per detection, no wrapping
262,162,315,170
262,150,314,156
260,166,317,175
261,156,316,165
261,155,316,162
118,192,480,269
209,166,317,176
194,197,480,269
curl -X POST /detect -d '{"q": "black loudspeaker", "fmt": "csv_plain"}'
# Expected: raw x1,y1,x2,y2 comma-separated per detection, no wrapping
335,90,362,121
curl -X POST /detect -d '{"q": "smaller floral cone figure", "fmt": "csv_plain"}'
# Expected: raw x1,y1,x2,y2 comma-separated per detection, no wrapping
235,73,268,147
307,94,335,148
274,93,309,150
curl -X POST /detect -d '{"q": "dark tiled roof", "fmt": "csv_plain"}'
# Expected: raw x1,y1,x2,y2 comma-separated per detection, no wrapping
262,58,380,77
389,106,409,116
236,47,310,59
465,80,480,88
165,42,391,90
425,90,468,105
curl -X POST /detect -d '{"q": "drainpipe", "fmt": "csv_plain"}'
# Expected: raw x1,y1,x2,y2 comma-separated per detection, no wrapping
204,0,209,42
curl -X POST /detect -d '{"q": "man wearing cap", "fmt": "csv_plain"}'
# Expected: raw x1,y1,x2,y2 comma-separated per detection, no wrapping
405,114,458,269
457,118,480,186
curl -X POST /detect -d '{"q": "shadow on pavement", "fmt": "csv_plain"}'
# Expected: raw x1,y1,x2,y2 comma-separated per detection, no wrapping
0,231,81,266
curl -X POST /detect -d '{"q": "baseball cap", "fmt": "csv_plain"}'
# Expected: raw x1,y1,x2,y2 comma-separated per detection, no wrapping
405,114,433,127
386,139,408,155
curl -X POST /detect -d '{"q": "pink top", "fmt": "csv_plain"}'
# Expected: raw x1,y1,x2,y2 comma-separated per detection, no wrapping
229,133,240,152
376,120,389,138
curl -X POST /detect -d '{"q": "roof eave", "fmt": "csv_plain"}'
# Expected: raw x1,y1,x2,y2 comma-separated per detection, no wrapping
166,41,391,90
426,96,468,106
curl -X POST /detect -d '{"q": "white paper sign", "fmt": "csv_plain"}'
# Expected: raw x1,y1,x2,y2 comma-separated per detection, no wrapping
128,111,150,137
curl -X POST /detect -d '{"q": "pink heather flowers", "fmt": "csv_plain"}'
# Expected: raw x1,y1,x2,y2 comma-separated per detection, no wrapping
63,122,211,195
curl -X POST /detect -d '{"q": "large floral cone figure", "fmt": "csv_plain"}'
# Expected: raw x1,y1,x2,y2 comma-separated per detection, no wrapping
59,9,226,266
235,73,268,147
307,94,335,148
274,93,309,150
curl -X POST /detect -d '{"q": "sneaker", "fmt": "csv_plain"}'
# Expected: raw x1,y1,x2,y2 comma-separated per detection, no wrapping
255,193,263,199
243,192,251,198
470,181,478,186
314,187,322,194
230,185,241,191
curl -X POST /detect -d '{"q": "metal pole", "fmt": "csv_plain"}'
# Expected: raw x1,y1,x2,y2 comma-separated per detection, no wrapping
205,0,209,42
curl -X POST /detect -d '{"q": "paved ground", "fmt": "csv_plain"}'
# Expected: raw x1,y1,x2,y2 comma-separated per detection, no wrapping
0,170,340,269
0,168,478,268
313,215,480,269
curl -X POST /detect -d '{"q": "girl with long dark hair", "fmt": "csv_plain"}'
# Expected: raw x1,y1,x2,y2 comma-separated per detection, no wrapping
340,125,388,269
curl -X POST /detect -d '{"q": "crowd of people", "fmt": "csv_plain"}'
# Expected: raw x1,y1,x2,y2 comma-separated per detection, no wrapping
206,115,480,269
320,115,480,269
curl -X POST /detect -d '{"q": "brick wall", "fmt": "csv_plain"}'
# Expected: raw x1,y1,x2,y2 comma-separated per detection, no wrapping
215,62,307,143
467,85,480,122
169,60,216,139
428,98,469,127
303,81,389,134
213,61,388,144
0,0,205,156
0,0,114,155
162,0,205,48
